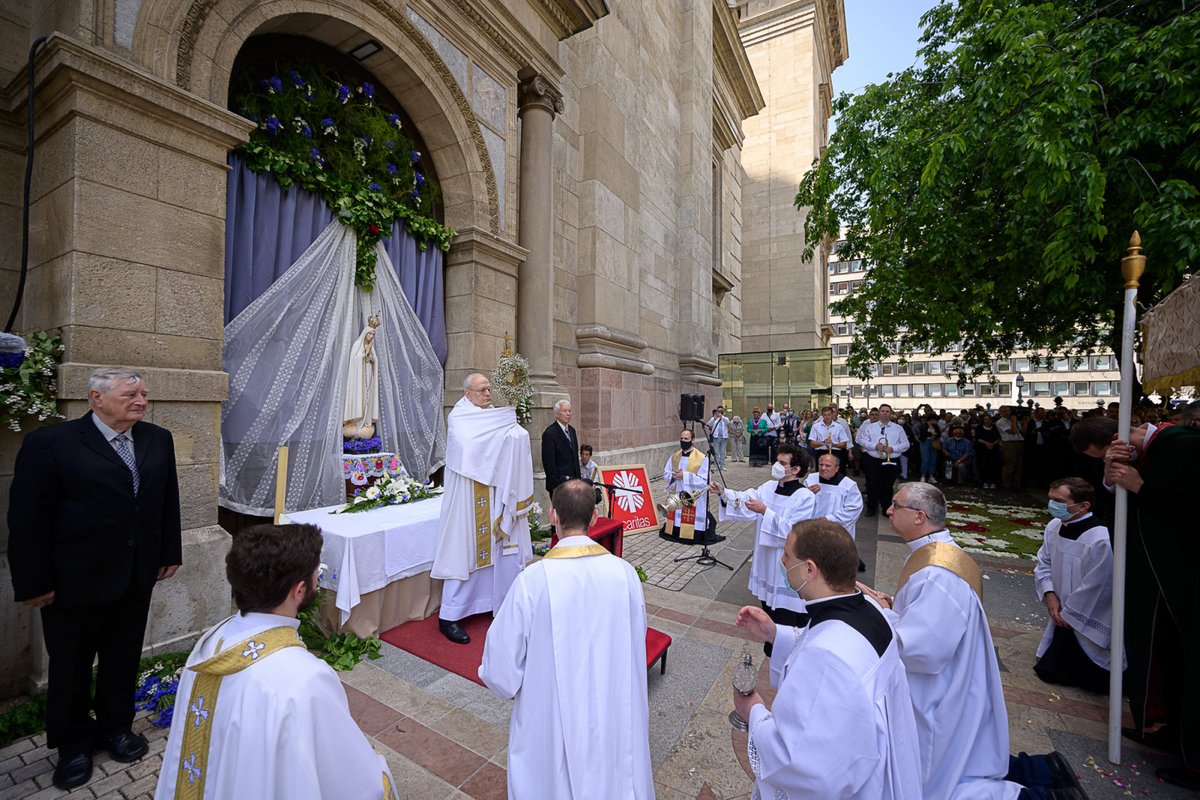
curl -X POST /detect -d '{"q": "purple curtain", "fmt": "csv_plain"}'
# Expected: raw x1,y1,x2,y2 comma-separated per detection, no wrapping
223,156,447,363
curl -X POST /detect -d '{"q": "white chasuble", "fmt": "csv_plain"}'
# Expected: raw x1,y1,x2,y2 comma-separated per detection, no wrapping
885,532,1022,800
155,612,395,800
433,397,533,615
720,480,816,614
478,536,654,800
1034,514,1122,670
662,449,710,531
747,593,923,799
802,473,865,540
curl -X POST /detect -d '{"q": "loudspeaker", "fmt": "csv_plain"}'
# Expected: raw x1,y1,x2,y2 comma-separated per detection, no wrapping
679,393,705,422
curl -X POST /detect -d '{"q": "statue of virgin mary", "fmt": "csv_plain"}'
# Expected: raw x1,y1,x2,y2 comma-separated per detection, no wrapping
343,315,381,438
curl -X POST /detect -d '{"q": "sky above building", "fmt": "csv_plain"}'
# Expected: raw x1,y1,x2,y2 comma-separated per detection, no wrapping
831,0,940,126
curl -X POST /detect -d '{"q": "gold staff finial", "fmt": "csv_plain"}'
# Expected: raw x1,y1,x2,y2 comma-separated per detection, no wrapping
1122,231,1145,290
502,332,514,358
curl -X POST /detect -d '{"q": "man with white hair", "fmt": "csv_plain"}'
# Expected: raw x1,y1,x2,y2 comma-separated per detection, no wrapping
541,397,581,498
8,367,182,790
431,373,534,644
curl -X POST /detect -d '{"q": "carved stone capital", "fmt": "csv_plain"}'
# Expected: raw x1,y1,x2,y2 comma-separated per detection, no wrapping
518,74,564,116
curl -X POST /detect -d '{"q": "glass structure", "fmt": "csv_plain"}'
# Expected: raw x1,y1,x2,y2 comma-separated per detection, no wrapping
718,348,834,416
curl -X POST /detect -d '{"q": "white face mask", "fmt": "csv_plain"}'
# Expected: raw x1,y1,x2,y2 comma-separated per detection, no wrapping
771,461,788,481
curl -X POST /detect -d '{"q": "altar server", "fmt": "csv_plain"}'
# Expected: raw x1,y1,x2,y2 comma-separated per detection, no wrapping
716,444,816,660
479,480,654,799
1033,478,1120,694
734,520,922,799
804,453,864,541
662,428,712,540
155,523,395,800
431,373,534,644
859,482,1023,799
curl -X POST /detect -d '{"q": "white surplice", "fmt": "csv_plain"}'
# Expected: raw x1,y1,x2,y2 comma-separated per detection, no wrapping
802,473,864,540
155,612,394,800
432,396,534,619
1034,513,1121,670
747,593,923,799
479,536,654,800
662,450,710,531
720,480,816,615
885,531,1022,800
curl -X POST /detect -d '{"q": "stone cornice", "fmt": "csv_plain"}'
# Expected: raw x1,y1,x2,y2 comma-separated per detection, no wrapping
575,324,654,375
446,226,529,277
713,0,764,124
679,353,721,386
739,0,847,75
529,0,609,40
1,34,252,158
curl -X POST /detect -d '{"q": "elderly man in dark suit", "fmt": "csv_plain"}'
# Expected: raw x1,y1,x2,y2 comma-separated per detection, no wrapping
541,398,581,497
7,367,182,790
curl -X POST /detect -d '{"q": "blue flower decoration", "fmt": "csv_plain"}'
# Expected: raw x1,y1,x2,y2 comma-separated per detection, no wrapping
260,76,283,94
321,117,334,129
310,148,324,166
410,151,422,164
337,84,352,103
387,114,402,128
386,162,398,175
299,123,312,138
290,70,305,87
384,139,395,150
361,82,375,99
411,188,421,202
264,115,282,134
369,182,382,191
0,351,26,368
415,172,425,186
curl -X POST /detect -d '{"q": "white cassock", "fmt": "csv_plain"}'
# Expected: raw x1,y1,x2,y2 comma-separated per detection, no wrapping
802,473,864,540
720,481,816,617
432,396,534,620
155,612,395,800
1034,513,1121,670
884,531,1022,800
479,536,654,800
747,592,923,799
662,449,710,533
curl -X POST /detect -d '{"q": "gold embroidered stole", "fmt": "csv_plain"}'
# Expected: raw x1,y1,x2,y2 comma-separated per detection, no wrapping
543,543,611,559
472,480,493,569
670,449,706,541
670,448,706,475
174,626,304,800
896,541,983,602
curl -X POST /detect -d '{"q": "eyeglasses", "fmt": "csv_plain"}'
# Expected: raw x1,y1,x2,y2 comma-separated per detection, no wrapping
890,500,922,513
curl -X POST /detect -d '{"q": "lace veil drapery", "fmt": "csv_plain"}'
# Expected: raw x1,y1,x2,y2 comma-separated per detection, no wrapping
220,221,445,517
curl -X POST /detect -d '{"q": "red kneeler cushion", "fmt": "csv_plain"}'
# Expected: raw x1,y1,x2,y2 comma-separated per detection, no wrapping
645,627,672,674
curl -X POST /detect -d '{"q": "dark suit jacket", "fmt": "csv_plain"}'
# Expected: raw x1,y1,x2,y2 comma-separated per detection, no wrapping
7,412,183,606
541,422,581,495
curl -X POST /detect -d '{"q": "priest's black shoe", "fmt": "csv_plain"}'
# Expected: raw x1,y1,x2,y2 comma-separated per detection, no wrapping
438,618,470,644
52,751,93,790
98,730,149,763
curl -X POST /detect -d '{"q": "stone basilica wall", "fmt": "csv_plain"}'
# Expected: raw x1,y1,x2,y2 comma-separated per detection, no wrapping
0,0,769,695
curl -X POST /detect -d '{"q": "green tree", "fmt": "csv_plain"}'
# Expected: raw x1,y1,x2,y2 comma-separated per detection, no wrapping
796,0,1199,385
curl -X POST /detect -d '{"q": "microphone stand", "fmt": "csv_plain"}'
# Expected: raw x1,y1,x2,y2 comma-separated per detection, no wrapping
673,419,733,570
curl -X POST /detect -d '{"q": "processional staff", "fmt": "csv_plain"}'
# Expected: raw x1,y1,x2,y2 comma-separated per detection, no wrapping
1108,231,1144,765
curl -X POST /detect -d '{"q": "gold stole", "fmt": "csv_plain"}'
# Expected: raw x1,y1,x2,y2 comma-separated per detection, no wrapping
472,480,493,569
173,627,304,800
896,541,983,602
543,543,610,559
670,449,706,541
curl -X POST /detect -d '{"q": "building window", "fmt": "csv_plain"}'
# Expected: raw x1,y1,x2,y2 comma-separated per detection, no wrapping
880,384,894,397
928,384,943,397
912,384,926,397
1033,382,1051,397
1094,381,1112,396
1014,358,1031,372
881,363,895,376
927,361,942,375
897,384,911,397
912,362,926,376
834,344,851,356
850,280,863,292
897,363,909,376
980,384,994,396
945,384,959,397
1073,382,1090,396
999,382,1012,395
833,364,849,377
1053,381,1069,396
1093,355,1113,371
996,360,1011,373
961,384,976,397
1053,358,1069,372
851,386,863,398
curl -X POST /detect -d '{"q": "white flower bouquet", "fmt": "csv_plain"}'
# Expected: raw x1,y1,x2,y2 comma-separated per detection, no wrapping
333,472,441,514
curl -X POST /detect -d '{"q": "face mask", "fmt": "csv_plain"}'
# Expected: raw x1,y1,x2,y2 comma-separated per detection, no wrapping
680,440,692,452
771,461,788,481
1047,500,1077,521
778,560,808,597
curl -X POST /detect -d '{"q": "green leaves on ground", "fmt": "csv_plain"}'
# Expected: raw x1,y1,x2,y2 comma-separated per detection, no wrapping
796,0,1200,384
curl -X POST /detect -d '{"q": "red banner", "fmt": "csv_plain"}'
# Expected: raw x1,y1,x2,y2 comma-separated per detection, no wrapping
597,464,660,534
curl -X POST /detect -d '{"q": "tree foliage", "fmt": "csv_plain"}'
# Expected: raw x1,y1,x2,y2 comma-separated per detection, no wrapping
796,0,1199,382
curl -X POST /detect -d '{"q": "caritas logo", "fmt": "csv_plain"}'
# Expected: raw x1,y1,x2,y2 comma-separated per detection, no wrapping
600,466,658,534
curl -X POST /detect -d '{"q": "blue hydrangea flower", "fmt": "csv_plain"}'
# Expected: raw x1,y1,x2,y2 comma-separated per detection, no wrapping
415,172,425,186
321,117,334,129
386,162,398,175
410,151,421,164
411,188,421,202
263,115,282,134
151,705,174,728
361,82,375,99
289,70,305,87
387,114,402,129
310,148,324,166
384,139,395,150
260,76,283,94
369,182,382,191
299,123,312,137
337,84,352,103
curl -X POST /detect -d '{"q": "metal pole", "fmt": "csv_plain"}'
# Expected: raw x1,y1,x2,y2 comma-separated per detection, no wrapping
1108,231,1145,764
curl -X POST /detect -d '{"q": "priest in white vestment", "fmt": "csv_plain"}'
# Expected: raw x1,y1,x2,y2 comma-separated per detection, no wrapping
432,373,534,644
1033,478,1121,694
155,523,395,800
716,443,816,660
662,428,711,539
804,453,864,540
858,482,1023,800
479,480,654,799
734,519,923,799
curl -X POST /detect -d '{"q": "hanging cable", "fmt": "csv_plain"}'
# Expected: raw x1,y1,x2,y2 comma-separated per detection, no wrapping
5,35,49,333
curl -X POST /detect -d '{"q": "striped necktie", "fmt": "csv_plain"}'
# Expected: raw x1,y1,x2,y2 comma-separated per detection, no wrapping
113,434,140,495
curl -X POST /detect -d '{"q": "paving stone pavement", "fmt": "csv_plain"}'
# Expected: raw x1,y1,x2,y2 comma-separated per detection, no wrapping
2,459,1190,798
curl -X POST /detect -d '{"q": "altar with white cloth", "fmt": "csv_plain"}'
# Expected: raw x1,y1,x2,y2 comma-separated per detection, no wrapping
284,495,445,638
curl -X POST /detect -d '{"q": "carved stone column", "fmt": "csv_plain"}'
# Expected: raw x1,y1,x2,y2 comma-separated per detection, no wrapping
517,71,563,389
